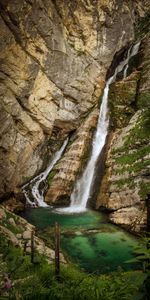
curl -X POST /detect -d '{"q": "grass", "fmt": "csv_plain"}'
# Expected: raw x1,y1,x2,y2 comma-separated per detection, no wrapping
115,144,150,165
0,212,23,235
0,230,147,300
137,93,150,109
1,209,150,300
112,110,150,155
114,178,136,189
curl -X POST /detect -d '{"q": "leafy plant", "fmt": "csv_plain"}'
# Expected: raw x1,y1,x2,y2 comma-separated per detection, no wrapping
126,234,150,300
0,231,148,300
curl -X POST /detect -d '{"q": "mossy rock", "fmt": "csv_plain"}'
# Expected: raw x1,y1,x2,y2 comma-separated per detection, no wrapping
112,109,150,153
109,73,140,128
139,181,150,200
110,108,150,201
109,80,137,106
47,170,57,184
137,92,150,109
135,12,150,38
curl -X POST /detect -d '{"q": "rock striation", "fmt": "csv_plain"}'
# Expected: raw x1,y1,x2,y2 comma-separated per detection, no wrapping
45,108,98,205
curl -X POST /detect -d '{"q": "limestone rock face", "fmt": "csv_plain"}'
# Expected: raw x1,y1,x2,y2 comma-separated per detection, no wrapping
45,108,98,204
104,110,148,232
1,0,142,198
109,72,140,128
97,33,150,232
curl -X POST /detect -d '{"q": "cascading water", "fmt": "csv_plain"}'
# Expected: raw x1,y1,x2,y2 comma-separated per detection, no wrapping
23,138,68,207
59,41,140,214
123,41,140,78
123,47,131,78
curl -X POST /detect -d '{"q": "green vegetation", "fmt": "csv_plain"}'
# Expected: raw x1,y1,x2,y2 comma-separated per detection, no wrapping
115,145,150,165
0,212,23,235
137,92,150,109
47,170,57,184
109,73,140,128
108,8,150,201
111,108,150,199
124,111,150,147
127,233,150,300
135,12,150,38
67,138,76,149
112,110,150,155
0,231,149,300
115,156,150,176
114,178,136,190
139,182,150,200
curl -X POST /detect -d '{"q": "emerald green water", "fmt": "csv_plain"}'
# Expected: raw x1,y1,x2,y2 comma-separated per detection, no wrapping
21,208,140,274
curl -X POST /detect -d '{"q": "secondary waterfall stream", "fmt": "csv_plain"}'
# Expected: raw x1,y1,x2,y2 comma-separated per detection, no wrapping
23,138,68,207
59,41,140,214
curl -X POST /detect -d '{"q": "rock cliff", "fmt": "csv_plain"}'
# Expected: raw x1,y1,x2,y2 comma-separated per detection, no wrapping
0,0,137,196
0,0,149,231
97,31,150,232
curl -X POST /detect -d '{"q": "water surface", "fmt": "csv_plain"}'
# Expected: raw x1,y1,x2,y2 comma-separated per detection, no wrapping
21,208,140,274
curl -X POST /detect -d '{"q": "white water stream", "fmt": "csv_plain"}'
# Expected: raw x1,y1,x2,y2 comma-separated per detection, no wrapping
58,41,140,214
123,42,140,78
123,47,131,78
23,138,68,207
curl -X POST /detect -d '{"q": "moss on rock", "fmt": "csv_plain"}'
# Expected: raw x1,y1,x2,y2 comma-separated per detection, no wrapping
47,170,57,184
137,92,150,109
109,109,150,212
109,72,140,128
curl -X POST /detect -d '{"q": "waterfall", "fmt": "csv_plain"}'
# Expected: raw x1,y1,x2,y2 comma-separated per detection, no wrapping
123,47,131,78
23,138,68,207
59,41,140,214
123,41,140,78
